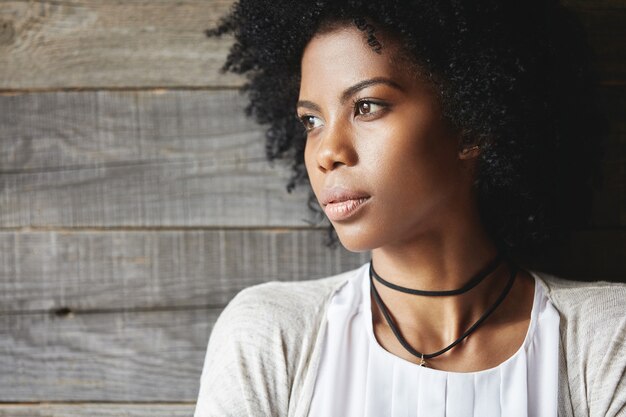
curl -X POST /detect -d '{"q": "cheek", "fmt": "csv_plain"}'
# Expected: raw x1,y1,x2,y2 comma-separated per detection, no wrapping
303,142,321,188
368,121,458,201
361,117,429,175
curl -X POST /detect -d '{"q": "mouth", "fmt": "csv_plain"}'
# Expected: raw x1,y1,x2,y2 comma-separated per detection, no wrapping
321,186,371,206
323,196,370,221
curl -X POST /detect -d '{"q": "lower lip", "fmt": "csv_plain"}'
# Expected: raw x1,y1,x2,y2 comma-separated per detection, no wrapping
324,197,370,221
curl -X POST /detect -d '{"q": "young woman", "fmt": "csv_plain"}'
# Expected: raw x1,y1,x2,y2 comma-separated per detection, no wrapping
195,1,626,416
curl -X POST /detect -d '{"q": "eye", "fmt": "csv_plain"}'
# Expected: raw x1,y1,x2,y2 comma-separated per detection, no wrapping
298,114,323,132
354,100,386,117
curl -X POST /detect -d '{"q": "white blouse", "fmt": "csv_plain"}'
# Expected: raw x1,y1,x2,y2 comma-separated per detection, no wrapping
308,262,560,417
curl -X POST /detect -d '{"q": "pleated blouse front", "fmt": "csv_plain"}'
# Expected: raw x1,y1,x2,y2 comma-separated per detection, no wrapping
307,262,560,417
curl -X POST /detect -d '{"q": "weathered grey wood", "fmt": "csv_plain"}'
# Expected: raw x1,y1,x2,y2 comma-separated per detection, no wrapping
0,0,244,89
0,89,315,227
0,89,262,172
1,88,623,228
0,229,622,315
0,229,369,313
0,308,216,401
0,404,194,417
0,1,623,89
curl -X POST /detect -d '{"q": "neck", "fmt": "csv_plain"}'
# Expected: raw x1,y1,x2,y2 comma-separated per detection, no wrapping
369,215,509,350
371,228,500,292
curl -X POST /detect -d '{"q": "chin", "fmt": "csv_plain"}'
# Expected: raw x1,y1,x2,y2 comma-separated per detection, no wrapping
333,226,378,253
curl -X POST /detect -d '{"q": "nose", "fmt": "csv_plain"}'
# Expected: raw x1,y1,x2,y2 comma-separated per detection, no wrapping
314,118,357,172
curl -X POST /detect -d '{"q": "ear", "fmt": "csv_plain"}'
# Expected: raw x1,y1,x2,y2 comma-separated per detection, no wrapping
458,145,480,160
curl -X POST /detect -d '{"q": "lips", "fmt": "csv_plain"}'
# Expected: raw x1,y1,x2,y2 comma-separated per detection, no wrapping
320,186,371,221
321,186,371,206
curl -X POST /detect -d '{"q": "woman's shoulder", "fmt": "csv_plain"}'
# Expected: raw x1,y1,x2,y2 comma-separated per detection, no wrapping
532,270,626,373
531,270,626,318
532,270,625,336
195,267,359,416
217,265,359,332
531,271,626,412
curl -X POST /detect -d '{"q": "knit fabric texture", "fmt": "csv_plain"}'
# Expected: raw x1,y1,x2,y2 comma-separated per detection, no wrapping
194,267,626,417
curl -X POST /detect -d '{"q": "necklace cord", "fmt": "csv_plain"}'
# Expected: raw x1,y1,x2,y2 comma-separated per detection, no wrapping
370,259,518,361
370,251,504,296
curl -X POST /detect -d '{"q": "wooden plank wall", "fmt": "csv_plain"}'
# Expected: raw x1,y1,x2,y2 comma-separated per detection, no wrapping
0,1,623,415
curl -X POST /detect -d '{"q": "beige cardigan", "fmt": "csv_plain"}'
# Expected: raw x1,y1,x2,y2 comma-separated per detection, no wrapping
194,266,626,417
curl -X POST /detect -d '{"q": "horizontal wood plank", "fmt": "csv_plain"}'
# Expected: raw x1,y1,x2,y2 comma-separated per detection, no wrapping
0,1,623,89
0,229,370,313
0,308,216,401
0,89,262,172
0,404,194,417
0,229,622,315
1,88,623,228
0,0,244,90
0,89,315,227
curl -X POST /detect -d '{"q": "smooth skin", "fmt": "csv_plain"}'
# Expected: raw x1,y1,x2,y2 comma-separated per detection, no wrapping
297,24,536,372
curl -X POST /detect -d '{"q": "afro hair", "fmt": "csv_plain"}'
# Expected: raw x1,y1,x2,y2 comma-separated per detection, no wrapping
206,0,606,261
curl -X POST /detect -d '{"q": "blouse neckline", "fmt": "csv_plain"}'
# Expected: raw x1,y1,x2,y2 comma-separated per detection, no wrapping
361,263,542,377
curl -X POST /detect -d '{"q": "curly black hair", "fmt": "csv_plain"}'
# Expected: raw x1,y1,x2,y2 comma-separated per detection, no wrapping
206,0,606,260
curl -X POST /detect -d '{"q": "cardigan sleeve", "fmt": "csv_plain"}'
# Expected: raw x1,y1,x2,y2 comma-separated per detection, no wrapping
545,276,626,417
193,283,294,417
587,284,626,417
192,276,337,417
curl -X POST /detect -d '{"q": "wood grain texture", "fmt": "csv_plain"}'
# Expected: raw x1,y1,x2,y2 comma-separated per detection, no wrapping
1,88,623,228
0,1,623,89
0,89,261,171
0,89,316,227
0,0,244,89
0,229,370,313
0,404,194,417
0,308,216,401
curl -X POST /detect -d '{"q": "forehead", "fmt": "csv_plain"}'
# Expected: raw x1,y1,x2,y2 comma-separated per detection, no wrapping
299,26,407,96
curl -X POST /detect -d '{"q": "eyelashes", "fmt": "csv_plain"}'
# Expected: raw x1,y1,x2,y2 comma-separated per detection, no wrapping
297,99,389,133
352,99,386,117
298,114,323,132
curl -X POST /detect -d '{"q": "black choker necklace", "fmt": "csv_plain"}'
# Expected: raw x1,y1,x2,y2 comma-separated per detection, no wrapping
369,259,518,367
370,251,505,296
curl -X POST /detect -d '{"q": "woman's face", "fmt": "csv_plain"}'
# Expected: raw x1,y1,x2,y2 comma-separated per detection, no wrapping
297,25,477,252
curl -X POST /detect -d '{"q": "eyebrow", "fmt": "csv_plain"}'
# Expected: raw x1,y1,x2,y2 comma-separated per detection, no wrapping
296,77,404,112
